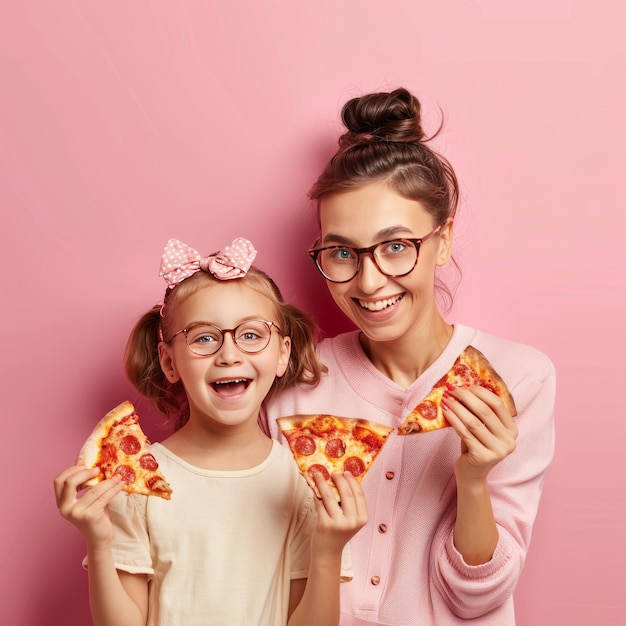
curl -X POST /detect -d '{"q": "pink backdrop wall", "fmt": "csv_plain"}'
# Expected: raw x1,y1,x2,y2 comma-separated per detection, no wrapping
1,2,624,624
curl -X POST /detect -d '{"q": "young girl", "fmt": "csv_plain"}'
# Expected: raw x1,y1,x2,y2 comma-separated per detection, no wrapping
261,89,556,625
54,237,368,626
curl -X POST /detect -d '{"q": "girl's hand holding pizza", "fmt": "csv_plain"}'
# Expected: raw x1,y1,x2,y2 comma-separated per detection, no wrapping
311,471,368,557
441,384,518,483
53,465,125,548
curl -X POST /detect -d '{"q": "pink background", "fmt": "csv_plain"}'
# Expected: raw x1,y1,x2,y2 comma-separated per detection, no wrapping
1,2,624,624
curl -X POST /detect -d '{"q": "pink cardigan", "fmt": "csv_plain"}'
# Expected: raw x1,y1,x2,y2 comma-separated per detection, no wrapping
261,324,556,625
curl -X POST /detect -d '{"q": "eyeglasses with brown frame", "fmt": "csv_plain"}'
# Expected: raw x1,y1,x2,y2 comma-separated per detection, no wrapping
308,224,442,283
166,320,284,356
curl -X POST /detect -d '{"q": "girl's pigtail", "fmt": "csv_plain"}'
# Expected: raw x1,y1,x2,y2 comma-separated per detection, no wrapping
271,303,327,397
124,305,189,427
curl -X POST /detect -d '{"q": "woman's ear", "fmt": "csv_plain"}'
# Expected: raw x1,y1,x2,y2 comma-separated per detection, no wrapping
436,218,454,266
275,336,292,378
158,342,181,383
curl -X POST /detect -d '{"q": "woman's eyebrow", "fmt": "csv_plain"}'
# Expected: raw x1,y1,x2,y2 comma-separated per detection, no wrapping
322,225,415,246
321,233,355,245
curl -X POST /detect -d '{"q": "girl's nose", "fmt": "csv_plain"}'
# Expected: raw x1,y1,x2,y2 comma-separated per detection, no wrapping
215,332,244,365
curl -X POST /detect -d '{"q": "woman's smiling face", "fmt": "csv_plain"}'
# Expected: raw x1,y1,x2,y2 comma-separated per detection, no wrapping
318,181,452,346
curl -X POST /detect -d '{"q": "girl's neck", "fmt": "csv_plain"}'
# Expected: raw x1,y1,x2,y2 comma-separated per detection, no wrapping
360,314,453,389
163,418,272,471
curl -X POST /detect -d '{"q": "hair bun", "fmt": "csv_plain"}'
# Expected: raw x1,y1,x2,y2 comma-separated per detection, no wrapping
339,87,425,147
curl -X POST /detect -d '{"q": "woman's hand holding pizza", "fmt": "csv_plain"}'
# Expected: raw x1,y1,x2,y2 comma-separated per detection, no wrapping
310,471,368,557
441,384,518,482
53,465,125,548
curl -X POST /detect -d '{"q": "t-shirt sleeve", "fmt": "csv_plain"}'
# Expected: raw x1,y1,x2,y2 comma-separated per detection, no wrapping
430,351,556,618
289,485,316,580
288,479,354,582
340,543,353,582
82,491,154,576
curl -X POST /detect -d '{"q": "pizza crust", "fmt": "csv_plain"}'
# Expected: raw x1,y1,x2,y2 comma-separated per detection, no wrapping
461,346,517,416
76,401,136,487
76,401,172,499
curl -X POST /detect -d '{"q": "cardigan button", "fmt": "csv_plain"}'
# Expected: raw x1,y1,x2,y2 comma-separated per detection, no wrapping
371,576,381,585
378,523,388,533
385,471,395,480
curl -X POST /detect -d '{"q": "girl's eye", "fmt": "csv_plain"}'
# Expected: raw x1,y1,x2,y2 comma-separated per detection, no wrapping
189,329,220,344
195,335,217,344
240,331,261,341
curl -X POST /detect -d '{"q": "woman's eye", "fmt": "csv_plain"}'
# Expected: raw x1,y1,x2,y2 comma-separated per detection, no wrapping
330,248,354,261
385,241,407,254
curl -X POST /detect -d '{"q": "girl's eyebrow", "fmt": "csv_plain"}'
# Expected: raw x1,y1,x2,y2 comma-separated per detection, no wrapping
322,225,416,246
182,316,269,328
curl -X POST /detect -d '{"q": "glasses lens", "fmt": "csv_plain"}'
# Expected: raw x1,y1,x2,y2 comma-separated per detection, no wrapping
317,247,359,282
185,325,223,356
233,321,272,353
316,240,419,282
373,240,418,276
184,321,274,356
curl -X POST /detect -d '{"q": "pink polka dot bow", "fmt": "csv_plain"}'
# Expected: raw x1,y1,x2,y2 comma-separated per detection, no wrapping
159,237,257,289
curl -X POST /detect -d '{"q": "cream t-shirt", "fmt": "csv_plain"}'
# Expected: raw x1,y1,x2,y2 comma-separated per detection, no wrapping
99,440,317,626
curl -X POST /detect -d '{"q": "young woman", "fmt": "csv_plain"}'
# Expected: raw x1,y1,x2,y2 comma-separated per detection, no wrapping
54,237,368,626
261,89,556,625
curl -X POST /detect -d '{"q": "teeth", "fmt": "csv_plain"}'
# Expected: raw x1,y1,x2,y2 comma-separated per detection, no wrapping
214,379,247,385
358,295,402,311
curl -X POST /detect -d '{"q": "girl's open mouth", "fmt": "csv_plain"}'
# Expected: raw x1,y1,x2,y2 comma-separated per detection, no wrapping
210,379,251,397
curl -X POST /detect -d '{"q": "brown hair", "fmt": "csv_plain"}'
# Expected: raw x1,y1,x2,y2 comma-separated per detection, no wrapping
124,267,326,429
309,87,461,307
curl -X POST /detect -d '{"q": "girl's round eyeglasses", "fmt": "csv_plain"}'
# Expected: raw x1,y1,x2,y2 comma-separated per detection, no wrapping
167,320,283,356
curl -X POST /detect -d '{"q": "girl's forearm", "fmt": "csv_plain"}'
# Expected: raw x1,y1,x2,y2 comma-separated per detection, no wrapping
287,552,343,626
86,546,147,626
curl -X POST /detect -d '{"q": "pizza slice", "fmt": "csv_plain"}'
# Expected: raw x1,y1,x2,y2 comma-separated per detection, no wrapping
398,346,517,435
277,414,393,500
77,401,172,500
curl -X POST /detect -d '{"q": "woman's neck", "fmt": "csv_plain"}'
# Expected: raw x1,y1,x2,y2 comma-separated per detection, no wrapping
360,314,453,389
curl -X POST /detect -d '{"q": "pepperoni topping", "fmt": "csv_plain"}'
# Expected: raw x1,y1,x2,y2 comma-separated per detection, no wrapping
353,426,383,452
452,362,479,385
325,438,346,459
308,464,330,481
146,475,164,490
417,399,438,420
114,465,136,484
344,456,366,477
364,434,383,452
294,435,316,456
120,435,141,456
140,453,159,471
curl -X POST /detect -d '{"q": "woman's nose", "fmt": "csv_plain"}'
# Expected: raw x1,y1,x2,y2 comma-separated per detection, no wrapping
356,254,387,293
